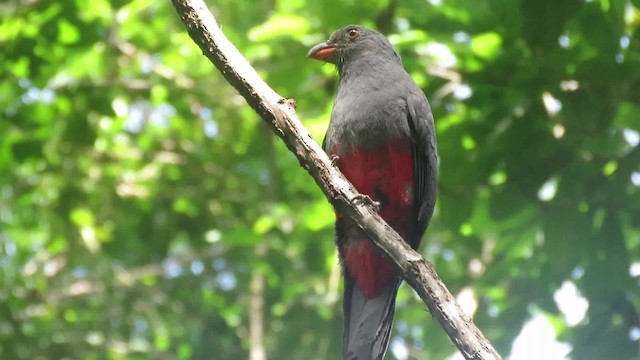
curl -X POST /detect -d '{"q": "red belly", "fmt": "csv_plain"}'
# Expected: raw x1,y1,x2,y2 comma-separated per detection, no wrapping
333,141,414,297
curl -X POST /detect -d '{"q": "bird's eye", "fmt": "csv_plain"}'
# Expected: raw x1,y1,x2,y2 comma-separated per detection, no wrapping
347,28,360,40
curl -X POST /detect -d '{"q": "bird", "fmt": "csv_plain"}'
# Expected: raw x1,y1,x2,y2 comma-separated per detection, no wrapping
307,25,438,360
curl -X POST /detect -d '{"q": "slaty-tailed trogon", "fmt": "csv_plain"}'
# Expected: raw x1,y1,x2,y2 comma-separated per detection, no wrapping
307,25,438,360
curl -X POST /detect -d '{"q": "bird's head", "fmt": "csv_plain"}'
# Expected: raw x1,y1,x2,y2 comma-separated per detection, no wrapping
306,25,400,70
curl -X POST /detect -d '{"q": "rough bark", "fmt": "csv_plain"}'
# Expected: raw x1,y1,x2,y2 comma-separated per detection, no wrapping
170,1,502,359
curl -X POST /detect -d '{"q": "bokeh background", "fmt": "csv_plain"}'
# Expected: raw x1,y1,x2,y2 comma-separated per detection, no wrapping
1,0,640,359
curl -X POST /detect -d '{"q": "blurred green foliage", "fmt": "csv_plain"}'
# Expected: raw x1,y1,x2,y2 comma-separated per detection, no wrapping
1,0,639,359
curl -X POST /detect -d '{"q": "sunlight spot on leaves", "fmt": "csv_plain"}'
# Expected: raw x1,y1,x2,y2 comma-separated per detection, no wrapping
462,134,476,150
538,178,558,201
468,258,485,277
560,80,579,91
453,83,472,100
571,266,585,279
459,223,473,236
125,106,145,133
248,14,310,42
542,92,562,116
390,337,409,360
553,124,565,139
510,313,572,360
620,35,630,49
388,30,428,46
271,302,287,316
85,331,105,346
205,229,222,243
453,31,470,44
456,287,478,317
623,128,639,147
57,19,80,44
163,259,183,279
112,97,128,117
603,160,618,176
632,172,640,186
558,34,570,48
253,216,275,235
489,171,506,186
190,260,204,275
554,281,588,326
471,32,502,60
416,42,457,68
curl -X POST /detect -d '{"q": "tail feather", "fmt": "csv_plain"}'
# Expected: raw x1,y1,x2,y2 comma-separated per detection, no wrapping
343,274,401,360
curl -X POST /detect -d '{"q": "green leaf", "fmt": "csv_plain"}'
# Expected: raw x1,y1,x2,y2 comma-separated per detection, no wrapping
248,14,311,41
57,19,80,44
70,208,94,226
470,32,502,60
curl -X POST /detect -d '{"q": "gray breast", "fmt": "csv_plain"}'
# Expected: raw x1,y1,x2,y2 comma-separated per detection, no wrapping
326,91,411,154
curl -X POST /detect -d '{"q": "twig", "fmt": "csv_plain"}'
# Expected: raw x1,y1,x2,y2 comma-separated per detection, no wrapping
170,1,502,358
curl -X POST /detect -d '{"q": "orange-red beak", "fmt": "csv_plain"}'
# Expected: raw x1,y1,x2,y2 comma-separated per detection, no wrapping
307,41,337,61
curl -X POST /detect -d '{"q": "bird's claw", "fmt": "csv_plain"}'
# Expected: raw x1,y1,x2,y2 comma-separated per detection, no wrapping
330,154,340,166
352,194,381,212
277,97,297,109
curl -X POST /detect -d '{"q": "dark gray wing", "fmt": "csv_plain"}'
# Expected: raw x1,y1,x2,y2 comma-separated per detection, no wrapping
406,89,438,247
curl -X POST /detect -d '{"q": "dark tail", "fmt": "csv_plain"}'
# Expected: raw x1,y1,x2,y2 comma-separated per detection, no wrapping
342,274,401,360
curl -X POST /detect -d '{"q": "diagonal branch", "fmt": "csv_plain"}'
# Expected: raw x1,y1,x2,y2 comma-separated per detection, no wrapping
170,0,502,359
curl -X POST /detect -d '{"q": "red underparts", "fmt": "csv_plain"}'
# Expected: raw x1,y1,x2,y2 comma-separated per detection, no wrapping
334,141,415,298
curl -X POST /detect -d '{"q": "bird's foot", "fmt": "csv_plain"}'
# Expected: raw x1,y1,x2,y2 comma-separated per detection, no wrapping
352,194,381,212
277,97,297,109
329,154,340,166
